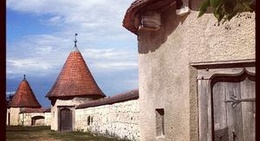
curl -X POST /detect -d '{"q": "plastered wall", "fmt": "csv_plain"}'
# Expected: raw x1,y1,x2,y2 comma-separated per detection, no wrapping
44,112,51,126
137,5,255,141
9,108,21,125
50,97,92,131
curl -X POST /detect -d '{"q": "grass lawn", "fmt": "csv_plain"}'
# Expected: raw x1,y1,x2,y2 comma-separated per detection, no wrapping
6,126,128,141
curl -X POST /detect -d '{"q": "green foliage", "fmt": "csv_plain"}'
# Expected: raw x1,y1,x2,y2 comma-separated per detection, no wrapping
198,0,255,23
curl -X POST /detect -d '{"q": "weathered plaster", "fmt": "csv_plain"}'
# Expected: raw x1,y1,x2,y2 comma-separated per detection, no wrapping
50,97,92,131
19,112,45,126
137,4,254,141
9,108,21,125
75,99,140,141
44,112,51,126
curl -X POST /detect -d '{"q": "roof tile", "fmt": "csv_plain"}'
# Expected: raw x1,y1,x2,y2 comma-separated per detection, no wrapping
8,77,41,108
46,47,105,98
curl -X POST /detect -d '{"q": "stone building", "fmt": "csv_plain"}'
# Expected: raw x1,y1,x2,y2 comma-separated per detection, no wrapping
45,41,106,131
122,0,255,141
6,75,48,126
7,34,140,140
7,0,255,140
43,36,140,140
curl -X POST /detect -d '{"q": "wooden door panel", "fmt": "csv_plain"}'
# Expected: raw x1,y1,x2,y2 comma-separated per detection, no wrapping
212,75,255,141
213,81,229,141
225,82,243,141
60,108,72,131
240,77,255,141
213,82,227,132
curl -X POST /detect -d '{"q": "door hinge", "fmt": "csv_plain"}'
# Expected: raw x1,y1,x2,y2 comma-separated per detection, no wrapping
224,94,255,108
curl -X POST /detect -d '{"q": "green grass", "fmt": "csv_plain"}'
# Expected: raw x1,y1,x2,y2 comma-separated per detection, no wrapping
6,126,129,141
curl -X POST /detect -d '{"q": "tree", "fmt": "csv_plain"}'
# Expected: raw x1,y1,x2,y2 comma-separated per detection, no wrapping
198,0,255,23
6,94,14,106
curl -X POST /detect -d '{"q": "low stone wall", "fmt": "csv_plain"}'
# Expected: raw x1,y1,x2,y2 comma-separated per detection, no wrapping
19,112,45,126
75,98,140,141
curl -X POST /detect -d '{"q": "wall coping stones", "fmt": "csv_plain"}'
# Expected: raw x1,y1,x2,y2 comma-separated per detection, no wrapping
76,89,139,109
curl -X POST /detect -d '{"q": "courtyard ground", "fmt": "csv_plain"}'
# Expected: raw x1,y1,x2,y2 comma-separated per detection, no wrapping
6,126,128,141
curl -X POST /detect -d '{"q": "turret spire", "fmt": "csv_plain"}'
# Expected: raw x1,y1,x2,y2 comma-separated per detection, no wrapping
74,33,78,47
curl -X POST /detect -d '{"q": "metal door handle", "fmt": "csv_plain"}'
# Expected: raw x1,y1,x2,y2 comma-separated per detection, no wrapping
224,94,255,108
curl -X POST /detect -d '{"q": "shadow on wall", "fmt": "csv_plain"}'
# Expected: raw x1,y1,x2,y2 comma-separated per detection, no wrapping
138,4,189,54
137,0,217,54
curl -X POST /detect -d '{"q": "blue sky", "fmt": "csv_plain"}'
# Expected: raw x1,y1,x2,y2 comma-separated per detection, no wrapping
6,0,138,108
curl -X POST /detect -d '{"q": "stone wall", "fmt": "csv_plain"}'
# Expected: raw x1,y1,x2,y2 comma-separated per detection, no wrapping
44,112,51,126
75,99,140,141
137,4,255,141
19,112,45,126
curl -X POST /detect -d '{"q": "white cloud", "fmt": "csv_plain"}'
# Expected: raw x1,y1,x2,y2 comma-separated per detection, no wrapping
80,48,138,71
94,62,138,70
7,0,133,29
7,35,138,78
7,58,55,78
6,0,138,102
6,91,16,95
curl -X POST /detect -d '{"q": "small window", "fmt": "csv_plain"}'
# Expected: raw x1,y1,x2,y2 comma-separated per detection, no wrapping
87,116,91,125
156,108,164,136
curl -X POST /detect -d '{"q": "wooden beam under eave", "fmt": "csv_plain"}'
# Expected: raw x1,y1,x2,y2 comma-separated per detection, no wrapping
138,11,161,31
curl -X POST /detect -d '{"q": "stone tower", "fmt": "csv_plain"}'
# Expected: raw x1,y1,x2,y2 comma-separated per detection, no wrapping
7,75,41,125
46,34,105,131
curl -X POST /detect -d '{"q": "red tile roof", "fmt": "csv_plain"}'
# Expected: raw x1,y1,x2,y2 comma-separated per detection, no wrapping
46,47,105,99
43,108,51,113
76,89,138,109
122,0,176,34
8,76,41,108
20,108,47,113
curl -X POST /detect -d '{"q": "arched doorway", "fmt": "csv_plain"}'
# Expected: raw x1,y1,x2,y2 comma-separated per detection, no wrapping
59,107,72,131
31,116,45,126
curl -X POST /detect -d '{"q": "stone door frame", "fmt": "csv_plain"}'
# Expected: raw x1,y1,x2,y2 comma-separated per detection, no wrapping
191,59,255,141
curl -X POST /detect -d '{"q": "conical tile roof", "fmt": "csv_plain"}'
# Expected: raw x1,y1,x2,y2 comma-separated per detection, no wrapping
46,46,105,99
8,75,41,108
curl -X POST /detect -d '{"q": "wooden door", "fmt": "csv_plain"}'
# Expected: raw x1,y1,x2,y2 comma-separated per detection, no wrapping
212,74,255,141
59,108,72,131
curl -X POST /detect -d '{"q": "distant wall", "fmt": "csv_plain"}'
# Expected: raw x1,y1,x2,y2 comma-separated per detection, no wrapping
75,99,140,141
44,112,51,126
9,108,20,125
19,112,45,126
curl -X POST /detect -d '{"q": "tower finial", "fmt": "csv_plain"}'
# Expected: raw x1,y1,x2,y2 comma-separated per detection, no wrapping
74,33,78,47
23,74,26,80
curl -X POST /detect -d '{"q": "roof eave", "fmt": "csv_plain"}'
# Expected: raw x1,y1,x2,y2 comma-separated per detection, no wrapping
46,93,105,99
122,0,176,34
